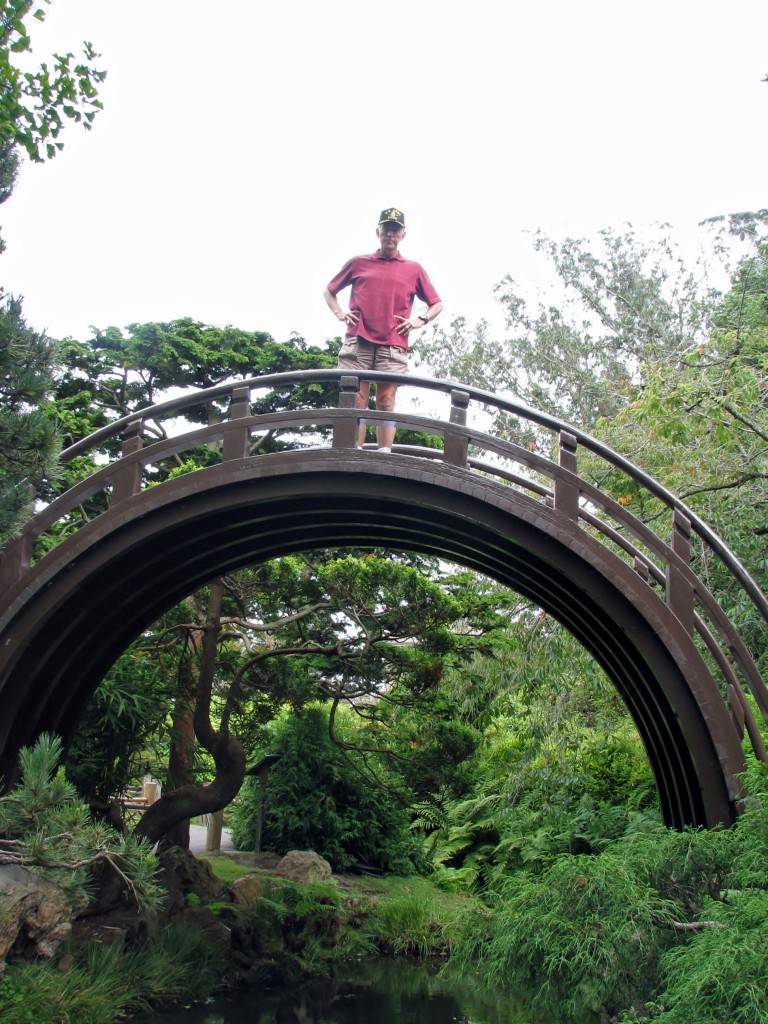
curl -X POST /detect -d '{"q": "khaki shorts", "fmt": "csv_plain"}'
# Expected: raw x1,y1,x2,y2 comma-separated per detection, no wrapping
338,337,409,374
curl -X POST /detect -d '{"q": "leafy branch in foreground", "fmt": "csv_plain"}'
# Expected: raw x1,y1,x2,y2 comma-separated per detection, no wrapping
0,733,161,911
1,0,106,162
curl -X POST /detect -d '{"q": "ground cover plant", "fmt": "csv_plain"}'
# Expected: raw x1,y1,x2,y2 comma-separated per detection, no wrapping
0,925,226,1024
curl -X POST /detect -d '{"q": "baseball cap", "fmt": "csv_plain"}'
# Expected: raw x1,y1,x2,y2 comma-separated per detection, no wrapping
378,208,405,228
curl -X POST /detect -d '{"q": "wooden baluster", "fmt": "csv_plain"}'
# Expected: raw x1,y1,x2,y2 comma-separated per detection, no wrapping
223,386,251,461
729,683,768,762
333,375,360,449
666,509,694,634
554,431,579,521
0,533,33,590
444,389,470,467
633,556,651,583
112,420,144,504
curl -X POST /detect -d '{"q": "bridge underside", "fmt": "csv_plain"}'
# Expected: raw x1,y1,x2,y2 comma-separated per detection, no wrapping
0,450,745,826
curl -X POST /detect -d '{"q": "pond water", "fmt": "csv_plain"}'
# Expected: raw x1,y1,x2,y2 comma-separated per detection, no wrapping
132,958,598,1024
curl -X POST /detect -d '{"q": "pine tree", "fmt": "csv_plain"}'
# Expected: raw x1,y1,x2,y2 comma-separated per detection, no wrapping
0,292,61,542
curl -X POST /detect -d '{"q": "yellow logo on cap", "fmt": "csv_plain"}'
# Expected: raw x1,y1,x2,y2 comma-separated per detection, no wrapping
384,209,402,221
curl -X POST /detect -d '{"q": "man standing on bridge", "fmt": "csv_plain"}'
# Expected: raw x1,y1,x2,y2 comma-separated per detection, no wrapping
323,208,443,452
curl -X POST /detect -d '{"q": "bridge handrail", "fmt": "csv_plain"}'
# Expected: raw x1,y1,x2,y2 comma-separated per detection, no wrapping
54,367,768,628
3,366,767,765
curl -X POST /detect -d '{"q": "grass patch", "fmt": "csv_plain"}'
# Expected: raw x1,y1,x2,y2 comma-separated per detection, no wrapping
360,876,485,958
196,852,257,883
0,923,228,1024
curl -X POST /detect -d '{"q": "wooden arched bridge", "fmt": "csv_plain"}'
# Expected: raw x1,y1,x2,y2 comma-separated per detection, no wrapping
1,369,767,828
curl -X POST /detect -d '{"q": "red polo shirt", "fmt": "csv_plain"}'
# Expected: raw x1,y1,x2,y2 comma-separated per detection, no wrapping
326,251,441,349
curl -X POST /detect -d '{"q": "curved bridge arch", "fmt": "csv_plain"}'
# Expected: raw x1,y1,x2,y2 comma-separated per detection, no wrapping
1,370,767,829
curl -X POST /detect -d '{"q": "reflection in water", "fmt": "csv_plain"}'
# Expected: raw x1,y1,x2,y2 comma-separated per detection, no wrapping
133,958,596,1024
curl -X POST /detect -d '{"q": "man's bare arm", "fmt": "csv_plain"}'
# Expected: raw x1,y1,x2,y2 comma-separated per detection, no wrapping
323,287,358,325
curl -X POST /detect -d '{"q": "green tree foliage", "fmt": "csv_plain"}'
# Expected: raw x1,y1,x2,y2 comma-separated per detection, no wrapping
118,554,510,847
0,3,106,541
392,712,479,802
1,0,105,162
419,225,721,431
44,321,338,535
419,218,766,446
415,609,658,889
601,243,768,633
54,319,337,446
64,649,175,807
0,734,160,916
0,137,19,253
0,292,60,541
420,215,768,673
10,322,339,571
231,704,422,872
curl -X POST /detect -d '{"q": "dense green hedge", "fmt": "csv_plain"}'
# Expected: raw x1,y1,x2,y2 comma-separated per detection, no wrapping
230,704,422,873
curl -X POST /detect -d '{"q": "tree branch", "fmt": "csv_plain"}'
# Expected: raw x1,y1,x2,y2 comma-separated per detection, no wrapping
671,920,724,931
719,402,768,446
680,471,767,501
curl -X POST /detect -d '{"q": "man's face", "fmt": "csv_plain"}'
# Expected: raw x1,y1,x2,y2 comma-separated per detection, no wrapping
377,222,405,255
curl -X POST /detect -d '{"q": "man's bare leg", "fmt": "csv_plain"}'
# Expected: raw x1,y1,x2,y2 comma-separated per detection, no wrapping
375,382,398,450
354,381,371,447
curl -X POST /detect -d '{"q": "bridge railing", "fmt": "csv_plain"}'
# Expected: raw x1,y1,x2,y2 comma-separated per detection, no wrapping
2,368,767,760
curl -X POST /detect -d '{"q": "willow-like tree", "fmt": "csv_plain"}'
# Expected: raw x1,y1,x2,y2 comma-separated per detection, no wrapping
418,215,768,632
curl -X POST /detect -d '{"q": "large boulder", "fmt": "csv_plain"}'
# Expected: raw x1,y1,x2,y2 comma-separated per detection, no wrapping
0,866,81,973
156,845,226,914
274,850,332,884
230,874,266,908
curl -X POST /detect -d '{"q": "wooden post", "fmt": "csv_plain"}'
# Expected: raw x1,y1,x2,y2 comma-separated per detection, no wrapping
444,389,470,467
112,420,144,504
554,431,579,520
633,556,651,583
206,809,225,852
333,375,360,449
0,533,33,590
223,385,251,461
667,509,694,634
255,766,269,853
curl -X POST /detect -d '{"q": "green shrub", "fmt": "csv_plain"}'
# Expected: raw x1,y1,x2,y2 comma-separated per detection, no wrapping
456,825,740,1019
0,734,161,919
618,892,768,1023
617,763,768,1022
366,890,438,957
231,704,421,872
477,851,677,1017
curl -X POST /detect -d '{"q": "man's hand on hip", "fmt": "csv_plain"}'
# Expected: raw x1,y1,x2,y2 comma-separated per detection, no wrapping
394,316,421,335
337,310,359,326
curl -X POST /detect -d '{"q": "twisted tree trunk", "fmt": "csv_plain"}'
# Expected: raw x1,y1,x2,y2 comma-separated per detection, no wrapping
135,581,246,848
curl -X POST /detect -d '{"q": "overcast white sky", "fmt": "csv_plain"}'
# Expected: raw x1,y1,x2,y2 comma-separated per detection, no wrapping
2,0,767,348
